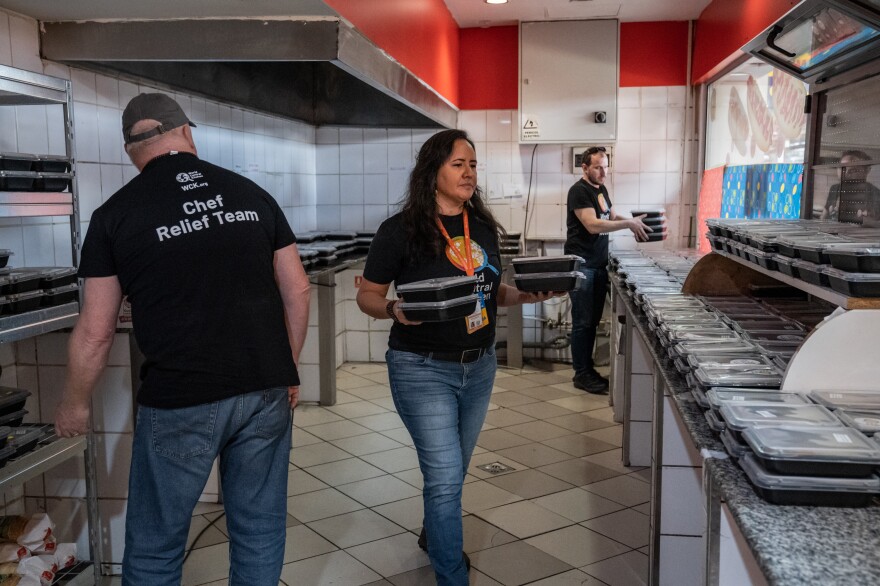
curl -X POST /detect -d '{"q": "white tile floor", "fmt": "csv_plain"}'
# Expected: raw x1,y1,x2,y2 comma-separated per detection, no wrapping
106,361,650,586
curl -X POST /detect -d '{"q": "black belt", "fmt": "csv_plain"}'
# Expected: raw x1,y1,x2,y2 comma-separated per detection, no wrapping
412,346,491,364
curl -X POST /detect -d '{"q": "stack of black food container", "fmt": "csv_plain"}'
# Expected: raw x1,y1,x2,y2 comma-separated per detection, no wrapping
632,209,668,243
395,276,479,322
500,232,522,257
0,387,50,468
613,248,880,506
706,218,880,297
0,153,73,193
297,231,366,271
0,261,79,316
510,255,585,292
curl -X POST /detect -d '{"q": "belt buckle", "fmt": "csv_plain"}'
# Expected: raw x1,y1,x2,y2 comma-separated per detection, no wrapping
460,348,481,363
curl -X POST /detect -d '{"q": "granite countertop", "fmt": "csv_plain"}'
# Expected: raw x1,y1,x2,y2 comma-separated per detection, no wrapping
610,276,880,585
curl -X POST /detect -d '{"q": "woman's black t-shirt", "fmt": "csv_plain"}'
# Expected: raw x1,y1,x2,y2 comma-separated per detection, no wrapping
79,152,299,408
363,211,502,353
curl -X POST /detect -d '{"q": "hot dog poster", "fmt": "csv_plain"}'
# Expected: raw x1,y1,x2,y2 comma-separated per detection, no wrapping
718,71,806,166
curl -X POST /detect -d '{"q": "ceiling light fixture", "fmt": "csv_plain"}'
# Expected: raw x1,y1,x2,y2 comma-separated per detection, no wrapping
485,0,508,5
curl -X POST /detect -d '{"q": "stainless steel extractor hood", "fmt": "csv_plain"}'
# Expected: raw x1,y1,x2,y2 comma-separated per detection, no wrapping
39,18,455,128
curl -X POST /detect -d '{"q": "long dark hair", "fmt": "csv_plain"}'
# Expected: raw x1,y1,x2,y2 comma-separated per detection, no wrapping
401,129,504,262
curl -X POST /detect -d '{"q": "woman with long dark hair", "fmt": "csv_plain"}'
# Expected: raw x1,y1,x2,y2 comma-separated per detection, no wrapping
357,129,555,585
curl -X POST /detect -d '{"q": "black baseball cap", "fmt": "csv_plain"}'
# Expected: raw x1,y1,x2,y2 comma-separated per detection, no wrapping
122,93,196,145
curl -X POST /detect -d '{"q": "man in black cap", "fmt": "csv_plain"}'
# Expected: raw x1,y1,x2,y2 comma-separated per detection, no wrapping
54,93,310,585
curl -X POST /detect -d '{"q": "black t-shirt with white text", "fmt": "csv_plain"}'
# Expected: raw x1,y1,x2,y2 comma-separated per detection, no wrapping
363,212,501,353
79,152,299,408
565,179,612,269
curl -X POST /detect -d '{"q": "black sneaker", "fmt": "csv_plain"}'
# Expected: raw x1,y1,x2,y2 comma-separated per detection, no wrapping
573,370,609,394
417,528,470,570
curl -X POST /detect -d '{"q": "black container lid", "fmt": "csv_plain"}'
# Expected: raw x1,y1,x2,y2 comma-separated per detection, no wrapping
396,275,477,294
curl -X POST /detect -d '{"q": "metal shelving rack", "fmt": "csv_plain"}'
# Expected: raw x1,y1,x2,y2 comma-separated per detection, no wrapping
0,65,99,584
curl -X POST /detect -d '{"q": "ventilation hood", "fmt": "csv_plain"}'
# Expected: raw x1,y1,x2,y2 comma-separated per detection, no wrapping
39,18,455,128
743,0,880,85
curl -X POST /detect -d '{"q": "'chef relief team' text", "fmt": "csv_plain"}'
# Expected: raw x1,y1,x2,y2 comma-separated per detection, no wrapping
155,194,260,242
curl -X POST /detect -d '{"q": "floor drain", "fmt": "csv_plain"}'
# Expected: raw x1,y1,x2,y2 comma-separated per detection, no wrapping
476,462,515,474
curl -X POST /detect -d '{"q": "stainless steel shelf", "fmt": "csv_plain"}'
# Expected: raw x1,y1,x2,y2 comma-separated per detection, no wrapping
0,302,80,344
53,561,95,585
0,63,70,105
0,430,85,493
713,250,880,310
0,192,74,217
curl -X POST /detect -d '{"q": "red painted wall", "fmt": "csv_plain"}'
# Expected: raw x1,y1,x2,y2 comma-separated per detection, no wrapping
458,22,690,110
692,0,799,84
459,26,518,110
324,0,460,106
620,21,689,87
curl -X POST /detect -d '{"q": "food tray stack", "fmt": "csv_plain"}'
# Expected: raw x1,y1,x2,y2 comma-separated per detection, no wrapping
511,255,585,292
396,276,480,322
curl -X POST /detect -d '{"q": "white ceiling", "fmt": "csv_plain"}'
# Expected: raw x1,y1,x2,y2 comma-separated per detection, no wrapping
0,0,712,26
444,0,713,28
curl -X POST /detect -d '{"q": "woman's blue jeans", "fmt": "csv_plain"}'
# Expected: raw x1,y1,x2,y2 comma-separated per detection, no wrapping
569,267,608,377
386,347,496,586
122,387,292,586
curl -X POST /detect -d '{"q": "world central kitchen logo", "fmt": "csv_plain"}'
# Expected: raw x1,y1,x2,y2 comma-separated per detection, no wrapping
177,170,208,191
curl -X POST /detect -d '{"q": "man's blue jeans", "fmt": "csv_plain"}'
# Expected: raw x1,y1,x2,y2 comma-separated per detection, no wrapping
569,267,608,378
122,387,292,586
386,347,496,586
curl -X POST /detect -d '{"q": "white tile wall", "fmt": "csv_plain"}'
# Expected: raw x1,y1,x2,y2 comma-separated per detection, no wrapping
0,8,703,567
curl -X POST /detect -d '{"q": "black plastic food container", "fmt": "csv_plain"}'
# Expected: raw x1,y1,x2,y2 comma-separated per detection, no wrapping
512,255,584,274
0,409,26,427
0,170,37,191
742,425,880,477
42,283,80,307
513,271,584,292
751,250,778,270
825,245,880,273
642,230,668,243
0,250,12,269
0,271,42,294
399,294,479,322
35,172,72,192
632,209,665,219
39,267,78,289
0,153,38,171
773,254,799,278
739,453,880,507
9,425,44,458
721,428,749,459
396,276,477,303
0,387,30,417
5,290,44,314
34,155,71,173
824,267,880,297
792,260,830,286
642,216,666,228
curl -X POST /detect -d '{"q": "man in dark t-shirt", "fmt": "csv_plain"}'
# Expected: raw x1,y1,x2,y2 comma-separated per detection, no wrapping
565,147,649,393
53,94,311,585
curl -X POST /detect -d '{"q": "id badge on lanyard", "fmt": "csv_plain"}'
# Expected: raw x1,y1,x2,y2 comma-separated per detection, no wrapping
436,210,489,334
466,292,489,334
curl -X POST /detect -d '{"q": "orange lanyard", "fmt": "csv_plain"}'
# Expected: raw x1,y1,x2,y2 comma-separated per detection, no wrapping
436,209,475,276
